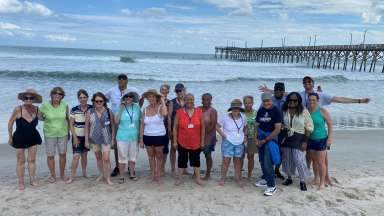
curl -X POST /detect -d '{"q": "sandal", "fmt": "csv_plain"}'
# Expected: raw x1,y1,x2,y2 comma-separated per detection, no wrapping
129,176,138,181
119,177,125,184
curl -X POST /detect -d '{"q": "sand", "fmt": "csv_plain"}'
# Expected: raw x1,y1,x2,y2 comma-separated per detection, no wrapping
0,129,383,216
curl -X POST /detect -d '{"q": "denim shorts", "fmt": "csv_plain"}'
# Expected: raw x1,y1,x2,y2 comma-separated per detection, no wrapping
221,139,244,158
308,138,327,151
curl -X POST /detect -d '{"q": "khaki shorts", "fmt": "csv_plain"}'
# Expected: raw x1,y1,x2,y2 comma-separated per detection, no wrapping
246,138,258,154
45,136,68,156
117,141,138,164
91,143,111,152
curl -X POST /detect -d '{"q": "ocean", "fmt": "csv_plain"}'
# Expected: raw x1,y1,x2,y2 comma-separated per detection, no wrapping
1,45,384,143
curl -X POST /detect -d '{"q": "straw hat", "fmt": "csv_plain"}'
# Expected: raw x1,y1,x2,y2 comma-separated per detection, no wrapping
121,91,139,103
143,89,161,99
227,99,244,112
17,89,42,104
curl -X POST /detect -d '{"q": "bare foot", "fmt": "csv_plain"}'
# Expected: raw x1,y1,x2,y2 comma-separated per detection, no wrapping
30,179,38,186
311,179,320,186
18,182,25,191
175,179,182,186
236,180,244,188
195,178,204,186
82,173,88,178
61,176,69,182
218,179,225,186
318,184,326,190
106,178,114,185
202,175,211,181
65,177,73,184
96,175,103,182
182,170,190,175
48,176,56,183
325,179,334,187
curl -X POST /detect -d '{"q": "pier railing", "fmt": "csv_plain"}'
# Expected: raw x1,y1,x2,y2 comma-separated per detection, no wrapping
215,44,384,72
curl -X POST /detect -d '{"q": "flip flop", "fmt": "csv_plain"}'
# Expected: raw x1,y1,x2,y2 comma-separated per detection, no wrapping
119,177,125,184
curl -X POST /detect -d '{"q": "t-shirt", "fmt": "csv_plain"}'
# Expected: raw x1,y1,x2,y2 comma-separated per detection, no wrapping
115,104,141,142
300,91,333,108
105,86,141,113
256,106,282,133
70,104,93,137
176,108,203,150
40,101,69,138
272,96,286,111
218,113,246,145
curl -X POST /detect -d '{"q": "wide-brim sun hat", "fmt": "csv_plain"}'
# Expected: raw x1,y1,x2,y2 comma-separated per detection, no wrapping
121,91,139,103
17,89,43,104
143,89,161,99
227,99,244,112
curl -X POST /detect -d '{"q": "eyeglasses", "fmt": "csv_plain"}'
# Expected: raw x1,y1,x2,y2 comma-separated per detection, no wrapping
23,96,34,101
54,92,64,96
95,100,104,104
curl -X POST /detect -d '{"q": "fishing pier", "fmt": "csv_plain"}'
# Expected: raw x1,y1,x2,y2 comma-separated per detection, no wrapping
215,44,384,72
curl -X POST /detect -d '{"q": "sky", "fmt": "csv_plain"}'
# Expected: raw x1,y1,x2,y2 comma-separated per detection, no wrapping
0,0,384,53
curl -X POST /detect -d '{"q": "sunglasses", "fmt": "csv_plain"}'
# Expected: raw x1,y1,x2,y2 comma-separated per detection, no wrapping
262,100,271,103
53,92,64,96
289,99,298,102
175,89,183,93
23,96,34,101
125,95,134,99
95,100,104,104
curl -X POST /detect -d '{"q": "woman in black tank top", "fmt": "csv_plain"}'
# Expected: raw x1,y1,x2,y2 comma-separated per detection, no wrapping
8,89,42,190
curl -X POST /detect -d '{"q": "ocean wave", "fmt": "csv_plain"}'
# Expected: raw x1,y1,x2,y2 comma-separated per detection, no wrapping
0,70,380,82
0,54,119,62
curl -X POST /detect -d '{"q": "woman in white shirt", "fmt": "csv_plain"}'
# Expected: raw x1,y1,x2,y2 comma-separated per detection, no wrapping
216,99,247,187
281,92,314,191
139,89,168,183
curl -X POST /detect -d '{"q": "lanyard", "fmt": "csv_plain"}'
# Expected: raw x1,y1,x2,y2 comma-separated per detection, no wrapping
231,113,243,134
124,104,134,123
185,108,194,124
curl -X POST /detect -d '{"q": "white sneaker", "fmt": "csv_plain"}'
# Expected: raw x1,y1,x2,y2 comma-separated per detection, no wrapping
254,179,267,187
264,187,277,196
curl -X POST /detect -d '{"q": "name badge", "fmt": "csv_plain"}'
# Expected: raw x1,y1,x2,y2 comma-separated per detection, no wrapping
129,123,135,128
188,123,194,129
104,121,110,126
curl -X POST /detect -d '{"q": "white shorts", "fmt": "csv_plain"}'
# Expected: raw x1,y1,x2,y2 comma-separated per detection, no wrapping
117,141,138,164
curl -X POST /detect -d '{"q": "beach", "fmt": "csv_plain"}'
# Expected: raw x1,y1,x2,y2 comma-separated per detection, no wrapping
0,129,383,216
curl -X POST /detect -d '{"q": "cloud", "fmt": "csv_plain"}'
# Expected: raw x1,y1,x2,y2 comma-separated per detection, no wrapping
201,0,253,16
361,0,384,24
120,8,131,16
121,7,167,17
0,0,53,16
165,4,194,11
45,34,76,42
0,22,21,30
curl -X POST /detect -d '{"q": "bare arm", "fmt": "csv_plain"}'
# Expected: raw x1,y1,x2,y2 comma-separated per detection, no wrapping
321,108,333,147
172,115,179,148
159,98,168,117
200,115,205,148
264,123,282,144
139,109,145,148
168,101,174,139
84,111,90,148
8,107,20,145
114,104,124,126
69,116,80,147
108,109,116,147
215,123,226,139
331,96,370,104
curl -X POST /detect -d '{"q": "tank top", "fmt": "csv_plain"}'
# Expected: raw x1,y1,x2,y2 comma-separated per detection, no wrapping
203,107,217,145
310,106,327,140
144,105,166,136
89,107,112,145
170,98,184,126
177,108,203,150
12,106,42,148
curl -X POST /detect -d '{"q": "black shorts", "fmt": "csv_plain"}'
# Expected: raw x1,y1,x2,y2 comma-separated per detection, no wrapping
177,145,201,168
163,133,170,154
143,135,165,147
72,136,89,154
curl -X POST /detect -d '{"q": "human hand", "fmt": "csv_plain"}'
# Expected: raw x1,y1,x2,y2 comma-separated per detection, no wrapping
300,142,307,151
73,136,79,147
360,98,370,104
8,136,12,145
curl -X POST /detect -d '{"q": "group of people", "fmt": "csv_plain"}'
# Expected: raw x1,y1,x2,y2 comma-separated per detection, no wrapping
8,74,370,196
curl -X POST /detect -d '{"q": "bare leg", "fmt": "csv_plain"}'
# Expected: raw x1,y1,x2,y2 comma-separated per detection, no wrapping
66,154,80,184
203,153,213,180
59,154,67,181
118,162,126,183
94,152,103,181
247,153,255,180
146,147,156,181
219,157,231,186
170,144,176,173
175,168,184,186
16,149,26,190
81,152,88,177
325,152,333,186
194,167,204,185
306,148,312,169
47,156,56,183
161,153,168,176
234,158,243,187
113,146,119,170
154,146,164,183
27,146,38,186
310,150,320,185
318,151,327,189
102,150,113,185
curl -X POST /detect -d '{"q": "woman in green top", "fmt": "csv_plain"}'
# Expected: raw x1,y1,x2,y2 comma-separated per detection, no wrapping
307,93,333,189
243,96,257,179
39,87,70,183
